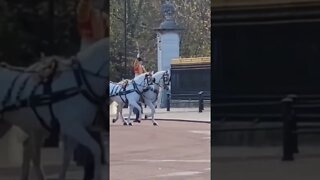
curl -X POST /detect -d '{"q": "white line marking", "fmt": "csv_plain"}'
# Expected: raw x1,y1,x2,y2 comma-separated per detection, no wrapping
204,168,211,171
189,130,210,135
129,159,210,163
156,171,203,177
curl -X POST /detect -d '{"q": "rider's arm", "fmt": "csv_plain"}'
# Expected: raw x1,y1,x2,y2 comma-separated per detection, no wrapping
142,65,147,73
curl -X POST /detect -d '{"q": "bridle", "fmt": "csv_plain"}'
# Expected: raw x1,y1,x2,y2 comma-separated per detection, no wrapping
132,73,154,96
153,71,171,90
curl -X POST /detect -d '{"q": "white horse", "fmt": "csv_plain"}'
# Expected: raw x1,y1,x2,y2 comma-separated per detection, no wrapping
112,70,171,126
110,72,154,126
0,37,108,180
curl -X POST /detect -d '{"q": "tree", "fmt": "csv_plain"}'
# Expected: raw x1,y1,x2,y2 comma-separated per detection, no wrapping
110,0,211,81
0,0,80,66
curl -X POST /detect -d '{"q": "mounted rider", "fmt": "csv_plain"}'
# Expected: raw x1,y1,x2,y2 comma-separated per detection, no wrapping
133,58,147,77
77,0,107,50
132,54,147,123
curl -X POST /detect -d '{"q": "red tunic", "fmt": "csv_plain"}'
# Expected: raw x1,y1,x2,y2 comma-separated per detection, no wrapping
78,16,93,38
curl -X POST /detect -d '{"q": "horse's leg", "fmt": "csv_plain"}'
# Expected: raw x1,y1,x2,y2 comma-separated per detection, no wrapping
58,135,77,180
112,104,119,123
112,102,119,123
145,99,158,126
118,104,127,125
20,137,31,180
119,103,124,121
126,104,133,126
127,101,142,126
30,131,45,180
144,102,148,119
115,103,123,123
63,126,101,180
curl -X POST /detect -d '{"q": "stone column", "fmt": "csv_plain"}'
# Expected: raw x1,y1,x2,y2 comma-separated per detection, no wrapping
154,0,183,108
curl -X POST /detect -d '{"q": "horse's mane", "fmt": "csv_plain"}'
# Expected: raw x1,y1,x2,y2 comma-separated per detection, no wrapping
152,70,167,81
118,79,131,85
37,55,74,71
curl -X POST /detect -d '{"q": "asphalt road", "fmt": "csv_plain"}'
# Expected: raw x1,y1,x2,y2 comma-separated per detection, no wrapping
110,120,211,180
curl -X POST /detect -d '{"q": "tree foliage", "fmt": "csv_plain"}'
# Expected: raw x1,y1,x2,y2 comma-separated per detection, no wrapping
0,0,80,66
110,0,211,81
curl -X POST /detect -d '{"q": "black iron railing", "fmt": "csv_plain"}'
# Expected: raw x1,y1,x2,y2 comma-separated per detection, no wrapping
213,94,320,161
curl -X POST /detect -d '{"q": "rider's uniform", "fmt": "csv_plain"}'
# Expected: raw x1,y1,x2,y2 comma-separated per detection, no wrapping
133,60,146,77
77,0,106,50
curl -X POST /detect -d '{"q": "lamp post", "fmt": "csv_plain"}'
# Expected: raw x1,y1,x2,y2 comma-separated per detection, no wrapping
124,0,127,79
49,0,54,55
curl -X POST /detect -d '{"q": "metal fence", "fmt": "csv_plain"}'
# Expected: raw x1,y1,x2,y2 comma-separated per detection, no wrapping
213,94,320,161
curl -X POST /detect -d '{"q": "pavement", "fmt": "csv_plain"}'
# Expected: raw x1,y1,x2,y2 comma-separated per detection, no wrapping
110,107,211,180
213,146,320,180
0,108,211,180
0,146,110,180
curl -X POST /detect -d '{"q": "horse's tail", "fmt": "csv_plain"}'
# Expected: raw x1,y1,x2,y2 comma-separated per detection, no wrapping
109,101,118,115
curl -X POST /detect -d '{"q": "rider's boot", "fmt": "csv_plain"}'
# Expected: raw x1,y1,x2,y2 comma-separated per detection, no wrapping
133,108,141,123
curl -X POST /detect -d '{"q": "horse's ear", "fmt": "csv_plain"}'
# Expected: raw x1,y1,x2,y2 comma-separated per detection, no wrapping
151,71,154,75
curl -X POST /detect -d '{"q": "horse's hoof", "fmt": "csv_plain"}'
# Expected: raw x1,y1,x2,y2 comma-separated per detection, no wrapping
123,122,128,126
112,119,116,123
129,123,133,126
153,122,158,126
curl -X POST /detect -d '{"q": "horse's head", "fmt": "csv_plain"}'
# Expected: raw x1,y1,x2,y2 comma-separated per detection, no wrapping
133,72,154,91
152,70,171,91
145,71,154,86
162,70,171,91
